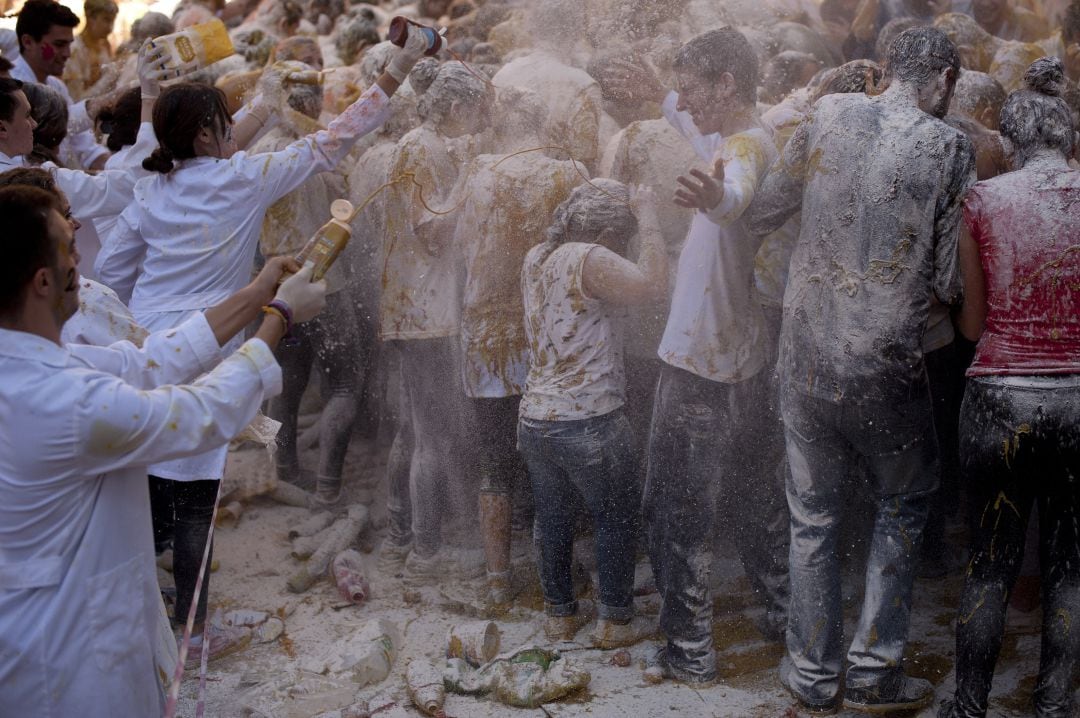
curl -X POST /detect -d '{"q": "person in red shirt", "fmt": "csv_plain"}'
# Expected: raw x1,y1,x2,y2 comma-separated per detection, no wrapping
940,56,1080,718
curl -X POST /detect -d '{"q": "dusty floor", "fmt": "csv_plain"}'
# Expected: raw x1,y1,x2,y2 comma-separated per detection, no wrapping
172,438,1063,718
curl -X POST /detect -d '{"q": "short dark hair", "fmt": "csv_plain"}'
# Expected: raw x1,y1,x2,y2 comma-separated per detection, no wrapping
16,0,79,54
673,27,759,105
0,56,13,75
0,78,25,123
886,27,960,87
0,184,63,317
97,86,141,152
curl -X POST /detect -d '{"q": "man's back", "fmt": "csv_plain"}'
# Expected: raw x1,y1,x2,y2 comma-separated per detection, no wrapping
765,91,974,403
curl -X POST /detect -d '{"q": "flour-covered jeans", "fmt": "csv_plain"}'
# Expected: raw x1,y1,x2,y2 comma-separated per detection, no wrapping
951,376,1080,718
781,387,938,703
644,365,790,679
518,410,639,621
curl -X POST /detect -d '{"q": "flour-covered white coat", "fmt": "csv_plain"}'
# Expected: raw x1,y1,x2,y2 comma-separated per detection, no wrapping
95,85,391,481
0,314,281,717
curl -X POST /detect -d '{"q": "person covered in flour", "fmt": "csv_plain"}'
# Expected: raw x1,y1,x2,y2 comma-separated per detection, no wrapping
93,25,431,658
0,183,326,716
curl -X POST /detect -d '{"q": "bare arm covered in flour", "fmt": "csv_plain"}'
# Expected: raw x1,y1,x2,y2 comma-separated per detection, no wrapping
582,187,668,305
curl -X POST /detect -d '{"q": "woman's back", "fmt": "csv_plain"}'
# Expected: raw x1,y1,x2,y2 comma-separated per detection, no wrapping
520,241,626,422
964,161,1080,376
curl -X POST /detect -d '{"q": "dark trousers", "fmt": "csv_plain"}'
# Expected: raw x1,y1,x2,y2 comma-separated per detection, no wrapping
518,409,640,621
149,476,219,625
644,364,790,679
952,377,1080,718
270,291,363,481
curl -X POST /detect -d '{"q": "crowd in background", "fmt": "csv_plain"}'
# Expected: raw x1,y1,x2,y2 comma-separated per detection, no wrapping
0,0,1078,715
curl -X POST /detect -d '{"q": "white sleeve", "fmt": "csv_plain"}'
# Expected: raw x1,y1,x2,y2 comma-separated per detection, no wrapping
235,84,392,208
51,165,136,220
68,312,222,388
73,337,281,475
62,126,110,170
95,205,145,303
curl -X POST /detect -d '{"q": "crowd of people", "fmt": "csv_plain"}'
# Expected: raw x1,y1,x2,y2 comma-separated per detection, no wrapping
0,0,1078,715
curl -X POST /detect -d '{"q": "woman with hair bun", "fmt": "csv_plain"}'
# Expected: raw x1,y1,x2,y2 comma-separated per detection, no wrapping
93,31,429,658
939,56,1080,718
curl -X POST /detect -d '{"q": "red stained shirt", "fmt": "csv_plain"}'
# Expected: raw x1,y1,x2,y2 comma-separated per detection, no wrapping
964,165,1080,376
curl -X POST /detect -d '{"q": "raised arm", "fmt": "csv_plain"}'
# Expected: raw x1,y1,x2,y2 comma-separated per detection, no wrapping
235,31,429,205
582,187,669,305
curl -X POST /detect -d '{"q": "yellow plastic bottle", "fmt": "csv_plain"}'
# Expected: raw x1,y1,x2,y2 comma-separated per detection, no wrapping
295,199,355,282
151,19,235,75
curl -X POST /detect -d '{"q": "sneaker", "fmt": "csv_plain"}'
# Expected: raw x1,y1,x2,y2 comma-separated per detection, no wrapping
589,616,655,649
182,623,252,667
376,539,412,575
543,599,596,642
778,654,841,714
403,549,443,587
844,672,933,714
641,645,718,686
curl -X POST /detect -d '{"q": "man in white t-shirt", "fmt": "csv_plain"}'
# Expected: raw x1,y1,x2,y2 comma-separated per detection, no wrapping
611,28,791,686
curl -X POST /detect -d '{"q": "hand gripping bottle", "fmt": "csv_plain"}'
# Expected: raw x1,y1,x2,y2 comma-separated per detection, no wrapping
150,19,235,75
294,199,355,282
388,16,444,56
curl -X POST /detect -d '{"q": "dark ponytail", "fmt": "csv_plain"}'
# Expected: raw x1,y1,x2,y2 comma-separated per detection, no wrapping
142,146,176,174
142,82,232,174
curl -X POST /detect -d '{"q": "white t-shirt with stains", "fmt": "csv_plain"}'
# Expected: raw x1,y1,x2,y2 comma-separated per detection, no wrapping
520,242,626,421
657,127,776,384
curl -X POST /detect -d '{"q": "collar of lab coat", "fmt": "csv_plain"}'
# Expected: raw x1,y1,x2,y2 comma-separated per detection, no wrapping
0,150,24,170
0,327,70,367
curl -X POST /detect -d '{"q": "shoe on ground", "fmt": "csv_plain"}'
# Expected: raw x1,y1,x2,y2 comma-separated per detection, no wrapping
182,623,252,667
486,571,515,607
543,598,596,642
641,645,718,686
590,616,655,649
937,699,959,718
778,654,841,714
403,549,443,587
376,539,413,575
844,671,933,714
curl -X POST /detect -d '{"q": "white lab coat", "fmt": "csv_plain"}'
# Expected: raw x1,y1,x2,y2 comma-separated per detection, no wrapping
95,84,390,481
0,141,150,222
79,121,160,278
11,54,109,170
0,314,281,718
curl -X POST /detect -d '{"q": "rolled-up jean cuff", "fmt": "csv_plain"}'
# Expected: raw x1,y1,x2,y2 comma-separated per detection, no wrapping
545,600,578,618
598,602,634,622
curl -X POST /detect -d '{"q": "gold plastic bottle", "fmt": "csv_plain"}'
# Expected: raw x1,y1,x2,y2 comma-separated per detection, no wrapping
295,200,355,282
150,19,235,75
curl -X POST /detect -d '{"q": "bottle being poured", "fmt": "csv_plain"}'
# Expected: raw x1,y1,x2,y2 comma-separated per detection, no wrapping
294,199,356,282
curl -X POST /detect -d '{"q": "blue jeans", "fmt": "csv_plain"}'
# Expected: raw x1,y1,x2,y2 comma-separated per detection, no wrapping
781,387,938,702
643,364,789,679
518,410,639,621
